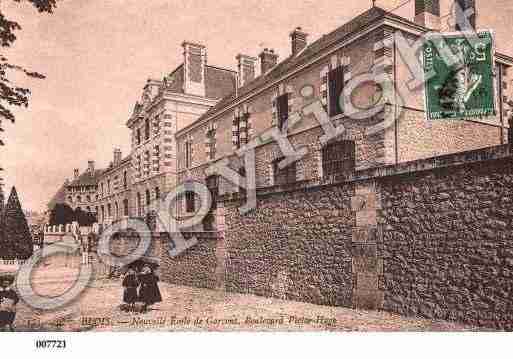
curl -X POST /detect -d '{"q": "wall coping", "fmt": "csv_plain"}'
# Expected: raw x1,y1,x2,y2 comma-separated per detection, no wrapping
220,144,513,202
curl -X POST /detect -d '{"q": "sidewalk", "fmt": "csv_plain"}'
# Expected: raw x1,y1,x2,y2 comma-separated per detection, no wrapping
12,277,474,332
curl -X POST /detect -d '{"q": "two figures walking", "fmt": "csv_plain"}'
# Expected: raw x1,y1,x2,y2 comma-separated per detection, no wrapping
122,264,162,313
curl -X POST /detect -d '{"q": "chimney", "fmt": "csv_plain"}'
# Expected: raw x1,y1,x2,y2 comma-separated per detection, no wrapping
259,48,279,75
290,27,308,56
454,0,477,31
414,0,441,30
236,54,257,88
113,148,122,165
73,168,79,179
182,41,207,97
88,160,95,174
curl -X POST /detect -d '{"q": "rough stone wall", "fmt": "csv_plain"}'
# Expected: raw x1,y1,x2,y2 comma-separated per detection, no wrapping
224,184,354,306
379,155,513,329
158,233,219,290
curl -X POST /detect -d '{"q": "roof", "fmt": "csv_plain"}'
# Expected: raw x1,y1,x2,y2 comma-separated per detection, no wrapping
67,169,104,187
174,7,427,135
47,182,67,210
100,156,132,177
205,66,237,99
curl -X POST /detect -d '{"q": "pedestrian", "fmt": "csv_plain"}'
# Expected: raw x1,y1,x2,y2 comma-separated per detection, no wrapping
0,274,19,332
138,264,162,313
122,268,139,312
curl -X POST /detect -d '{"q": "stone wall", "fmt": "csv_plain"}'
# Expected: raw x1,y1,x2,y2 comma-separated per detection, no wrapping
224,183,355,306
379,151,513,330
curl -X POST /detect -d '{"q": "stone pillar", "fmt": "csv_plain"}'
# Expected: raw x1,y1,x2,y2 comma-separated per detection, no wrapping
215,203,226,291
350,180,383,310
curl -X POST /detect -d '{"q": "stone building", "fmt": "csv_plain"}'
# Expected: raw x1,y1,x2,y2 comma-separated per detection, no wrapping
96,148,132,224
65,160,103,215
125,42,236,219
173,1,513,230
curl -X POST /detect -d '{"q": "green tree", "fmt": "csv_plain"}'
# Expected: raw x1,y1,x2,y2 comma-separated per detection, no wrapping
1,186,32,259
0,0,57,144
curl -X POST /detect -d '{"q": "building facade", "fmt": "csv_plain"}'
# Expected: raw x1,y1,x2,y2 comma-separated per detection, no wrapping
64,161,102,215
173,1,513,230
50,0,513,233
96,149,132,224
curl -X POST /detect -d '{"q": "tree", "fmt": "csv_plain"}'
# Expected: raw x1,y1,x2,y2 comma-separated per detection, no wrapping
0,0,57,144
1,186,32,259
48,202,74,225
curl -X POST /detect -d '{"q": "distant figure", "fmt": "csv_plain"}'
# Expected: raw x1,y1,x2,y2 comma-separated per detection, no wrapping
0,275,19,331
122,268,139,312
138,265,162,312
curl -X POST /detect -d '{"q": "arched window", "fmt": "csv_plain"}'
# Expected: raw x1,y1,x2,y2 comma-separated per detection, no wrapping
101,205,105,222
123,171,127,189
155,187,160,200
115,202,119,219
107,203,112,217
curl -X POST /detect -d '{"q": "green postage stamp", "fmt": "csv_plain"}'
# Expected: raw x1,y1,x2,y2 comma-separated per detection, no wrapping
423,30,496,121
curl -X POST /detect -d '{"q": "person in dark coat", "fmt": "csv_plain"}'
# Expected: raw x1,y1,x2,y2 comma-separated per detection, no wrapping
0,275,19,332
122,268,139,312
138,265,162,312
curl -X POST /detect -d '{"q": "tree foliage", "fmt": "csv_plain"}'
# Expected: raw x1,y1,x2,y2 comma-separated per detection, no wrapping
48,203,96,227
0,186,33,259
0,0,57,143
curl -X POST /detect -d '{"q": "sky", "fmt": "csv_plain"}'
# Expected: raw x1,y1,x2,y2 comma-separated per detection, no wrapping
0,0,512,212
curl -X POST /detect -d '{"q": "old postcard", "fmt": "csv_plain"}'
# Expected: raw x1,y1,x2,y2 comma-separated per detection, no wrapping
0,0,512,356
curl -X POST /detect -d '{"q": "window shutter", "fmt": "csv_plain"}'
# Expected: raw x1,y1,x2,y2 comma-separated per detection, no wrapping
277,93,289,130
320,65,329,107
328,66,344,116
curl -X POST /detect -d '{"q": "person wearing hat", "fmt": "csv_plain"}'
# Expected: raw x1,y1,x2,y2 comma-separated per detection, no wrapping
137,264,162,312
122,267,139,312
0,275,19,331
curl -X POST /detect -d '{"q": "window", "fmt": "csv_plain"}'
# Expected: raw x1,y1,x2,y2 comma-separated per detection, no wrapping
68,196,73,203
277,93,289,131
86,195,91,202
328,66,344,116
107,180,111,194
206,175,219,210
145,189,151,206
322,140,355,177
101,205,105,222
77,195,82,203
101,183,104,196
123,171,127,189
123,199,129,216
455,0,476,30
154,145,160,173
144,118,150,140
206,129,216,160
136,128,141,145
185,141,192,168
136,193,142,217
203,175,219,231
155,187,160,200
232,113,250,149
115,202,119,219
107,203,112,217
273,158,297,186
185,191,195,213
